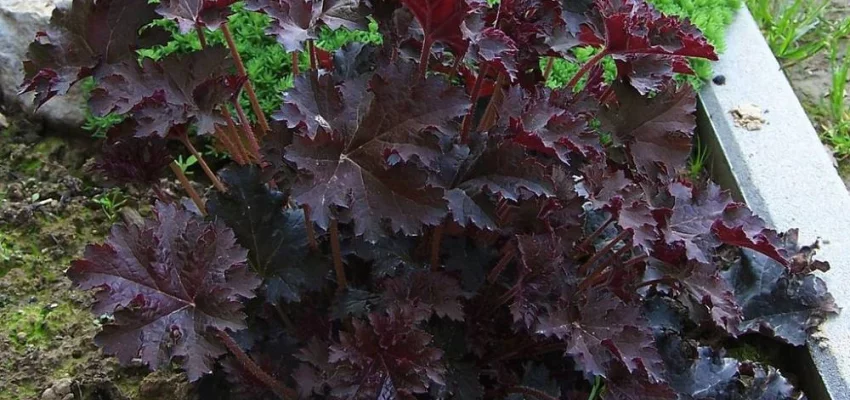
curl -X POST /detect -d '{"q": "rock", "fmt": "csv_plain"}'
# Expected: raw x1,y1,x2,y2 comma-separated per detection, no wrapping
41,378,74,400
729,103,766,131
40,388,57,400
0,111,8,129
0,0,85,129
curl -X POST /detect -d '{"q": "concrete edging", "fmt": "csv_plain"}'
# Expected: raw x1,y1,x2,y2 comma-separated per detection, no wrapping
698,7,850,400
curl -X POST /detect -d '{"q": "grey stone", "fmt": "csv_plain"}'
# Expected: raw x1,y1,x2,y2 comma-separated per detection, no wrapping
700,7,850,400
0,0,85,128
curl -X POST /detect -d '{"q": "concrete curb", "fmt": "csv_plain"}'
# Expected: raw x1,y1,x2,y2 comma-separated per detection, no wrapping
698,7,850,400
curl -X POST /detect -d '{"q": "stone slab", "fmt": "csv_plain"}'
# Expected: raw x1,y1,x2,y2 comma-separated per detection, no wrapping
699,7,850,400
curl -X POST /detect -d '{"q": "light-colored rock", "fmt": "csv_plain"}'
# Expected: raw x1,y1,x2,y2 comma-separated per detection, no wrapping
0,0,85,128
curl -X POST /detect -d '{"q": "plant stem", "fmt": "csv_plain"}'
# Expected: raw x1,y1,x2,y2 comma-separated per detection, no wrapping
222,107,254,163
303,205,318,251
418,39,433,79
622,254,649,268
487,241,516,283
565,49,608,92
577,216,614,253
430,222,445,271
577,230,630,276
308,40,317,70
291,51,300,75
588,376,604,400
505,386,560,400
634,277,677,290
178,133,226,193
448,55,463,81
476,72,506,132
222,22,270,134
460,64,490,143
214,329,296,400
196,27,208,48
233,99,262,160
169,161,206,215
329,219,347,290
543,57,555,81
215,126,245,165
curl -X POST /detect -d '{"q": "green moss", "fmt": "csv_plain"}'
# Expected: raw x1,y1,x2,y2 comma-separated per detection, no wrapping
2,302,79,350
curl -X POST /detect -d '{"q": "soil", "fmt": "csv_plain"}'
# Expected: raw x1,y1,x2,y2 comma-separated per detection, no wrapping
782,0,850,182
0,112,194,400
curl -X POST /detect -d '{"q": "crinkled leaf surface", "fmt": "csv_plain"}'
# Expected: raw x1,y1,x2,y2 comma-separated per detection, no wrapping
382,270,465,321
156,0,238,33
284,62,469,241
655,183,730,263
208,166,328,303
246,0,369,51
401,0,478,55
601,84,696,176
328,309,446,398
92,120,173,186
67,202,260,381
22,0,162,106
724,249,838,346
537,289,664,381
89,47,240,137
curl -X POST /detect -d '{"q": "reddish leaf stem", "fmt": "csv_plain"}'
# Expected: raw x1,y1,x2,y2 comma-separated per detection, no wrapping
303,205,318,251
196,26,208,48
215,126,244,164
476,72,506,131
222,107,254,163
308,40,317,70
214,329,296,400
178,133,226,192
169,161,206,215
487,241,516,283
542,57,554,81
291,51,300,75
329,219,347,290
460,64,490,143
222,22,270,134
418,39,433,79
505,386,560,400
577,216,614,253
577,230,631,276
565,49,608,92
623,254,649,268
448,55,463,81
233,99,262,160
430,222,445,271
634,277,678,290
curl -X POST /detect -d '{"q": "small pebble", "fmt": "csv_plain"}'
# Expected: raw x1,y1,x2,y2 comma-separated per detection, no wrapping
712,74,726,85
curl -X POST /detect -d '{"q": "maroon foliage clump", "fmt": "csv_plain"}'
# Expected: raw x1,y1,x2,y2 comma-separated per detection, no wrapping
28,0,835,398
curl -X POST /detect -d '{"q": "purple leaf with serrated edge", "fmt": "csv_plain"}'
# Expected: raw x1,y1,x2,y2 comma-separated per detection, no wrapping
284,61,468,241
89,47,240,137
462,15,519,80
537,289,665,382
382,270,465,321
91,120,173,187
21,0,162,107
246,0,369,52
156,0,237,33
67,202,260,381
600,83,696,177
328,308,445,399
401,0,481,56
655,182,731,263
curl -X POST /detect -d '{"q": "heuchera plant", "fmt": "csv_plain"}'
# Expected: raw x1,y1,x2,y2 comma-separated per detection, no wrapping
23,0,838,398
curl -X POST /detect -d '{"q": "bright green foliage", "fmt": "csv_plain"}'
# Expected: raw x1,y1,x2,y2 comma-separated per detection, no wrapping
544,47,617,90
746,0,832,67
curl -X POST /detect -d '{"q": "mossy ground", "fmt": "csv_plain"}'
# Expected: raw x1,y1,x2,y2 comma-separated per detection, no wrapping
0,117,188,399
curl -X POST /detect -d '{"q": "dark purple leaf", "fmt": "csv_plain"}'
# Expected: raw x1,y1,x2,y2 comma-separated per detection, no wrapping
246,0,370,52
284,62,468,241
89,47,240,137
328,309,446,398
400,0,480,56
156,0,238,33
208,166,328,303
21,0,162,107
91,120,173,187
382,270,465,321
655,182,731,263
67,202,260,381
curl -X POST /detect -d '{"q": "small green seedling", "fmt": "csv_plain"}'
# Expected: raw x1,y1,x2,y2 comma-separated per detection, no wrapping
687,136,711,180
175,155,198,176
93,190,127,222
